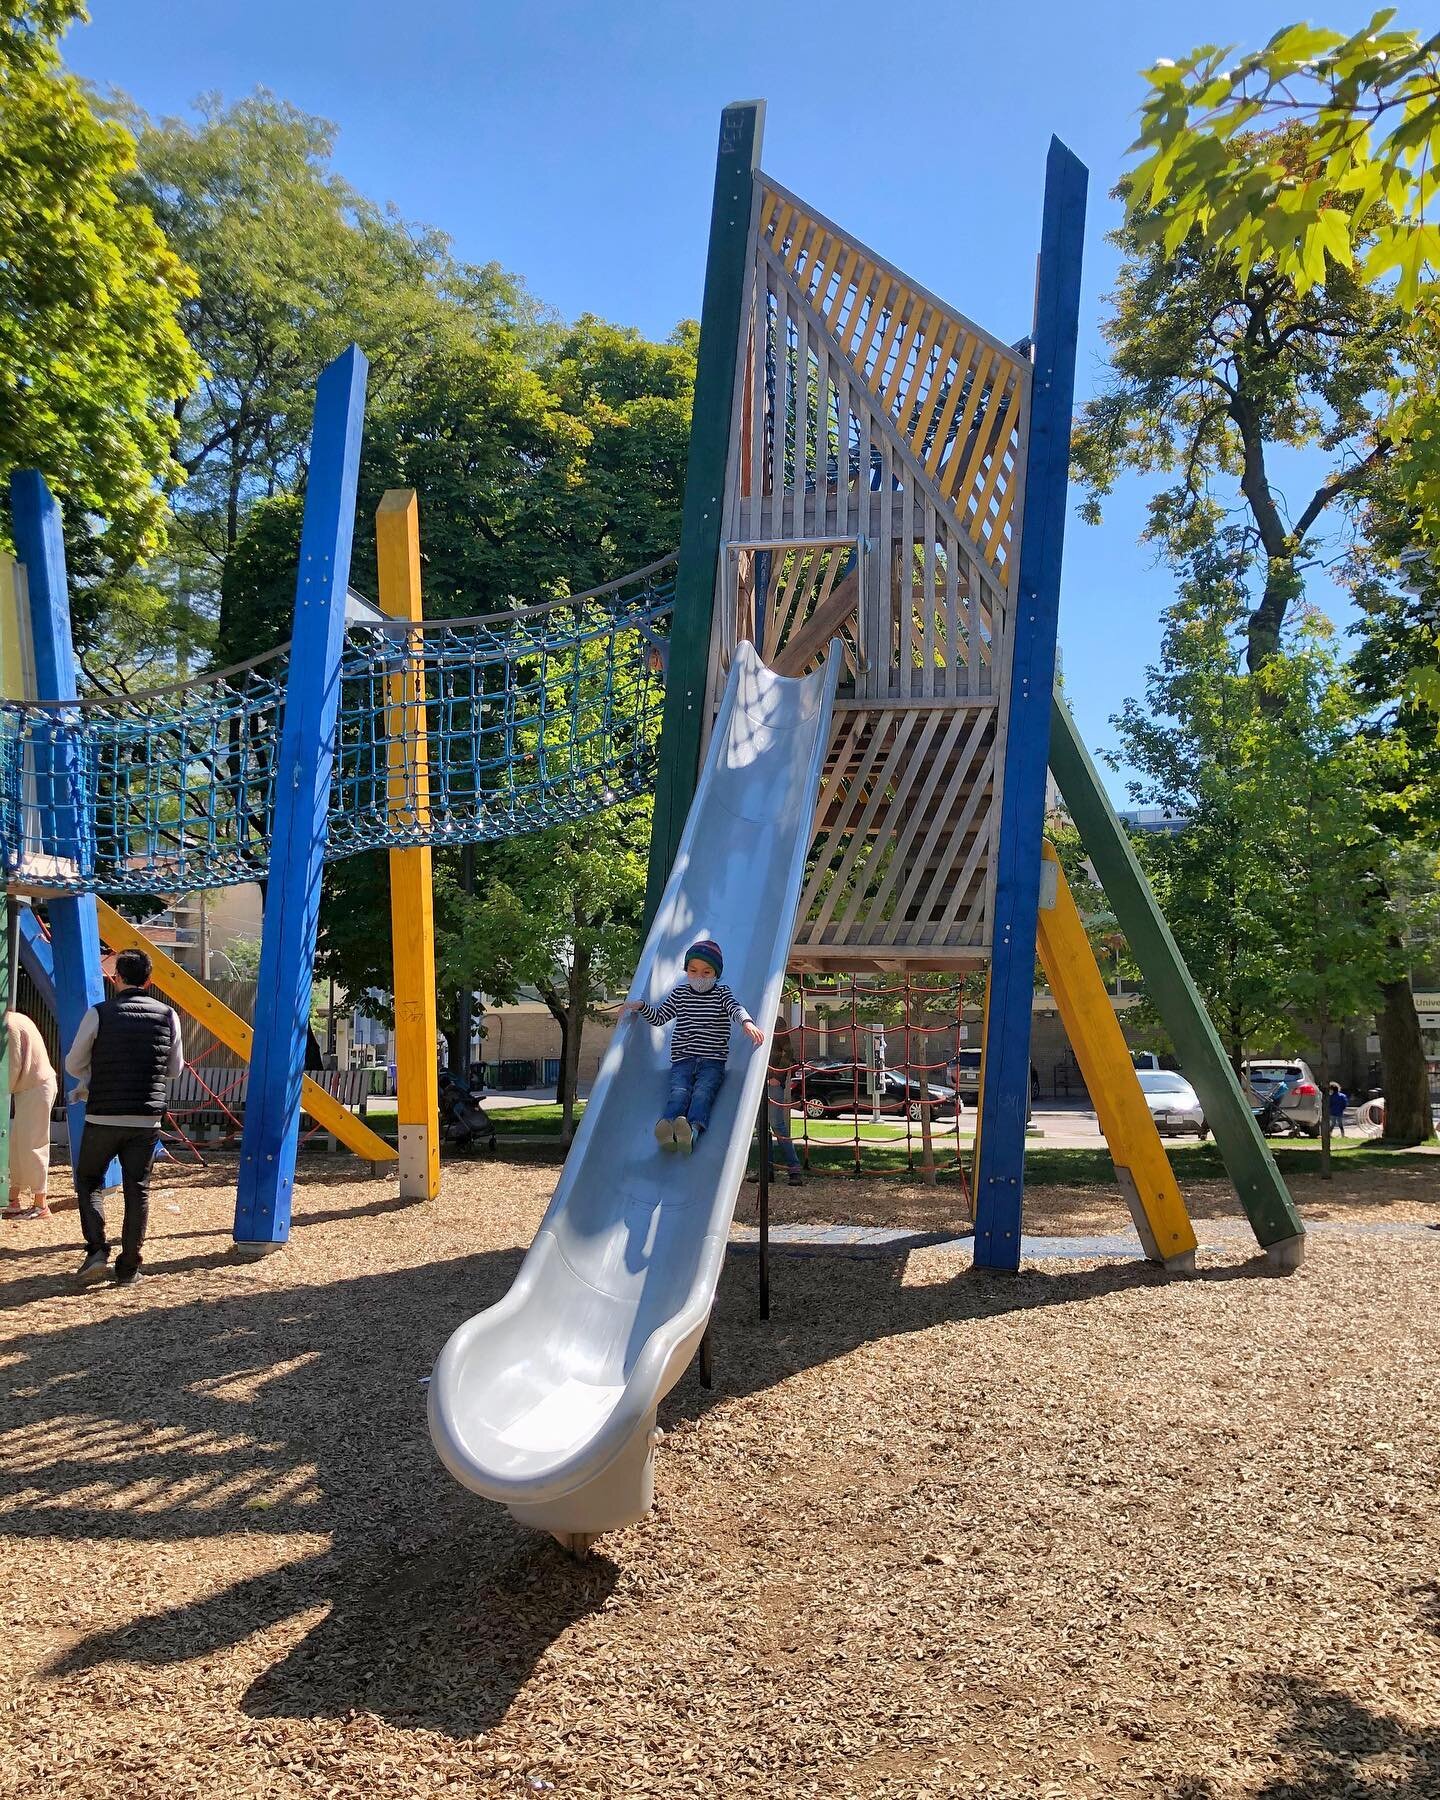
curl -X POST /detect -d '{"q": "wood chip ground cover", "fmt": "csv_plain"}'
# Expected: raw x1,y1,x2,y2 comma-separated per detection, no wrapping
1,1156,1436,1797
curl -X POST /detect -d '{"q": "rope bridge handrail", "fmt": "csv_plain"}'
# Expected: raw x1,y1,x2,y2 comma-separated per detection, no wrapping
1,557,675,897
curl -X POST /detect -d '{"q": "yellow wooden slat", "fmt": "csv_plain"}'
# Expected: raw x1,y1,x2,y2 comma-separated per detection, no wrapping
850,263,896,380
823,246,860,336
922,334,983,480
931,344,993,488
93,900,397,1164
964,379,1026,563
906,318,960,464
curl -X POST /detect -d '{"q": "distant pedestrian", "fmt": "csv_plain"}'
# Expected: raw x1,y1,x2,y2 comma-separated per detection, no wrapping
65,948,184,1285
764,1009,803,1185
1328,1082,1349,1138
3,1010,56,1219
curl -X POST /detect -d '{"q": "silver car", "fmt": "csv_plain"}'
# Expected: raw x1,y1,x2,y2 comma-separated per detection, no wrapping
1135,1070,1208,1138
1242,1059,1323,1136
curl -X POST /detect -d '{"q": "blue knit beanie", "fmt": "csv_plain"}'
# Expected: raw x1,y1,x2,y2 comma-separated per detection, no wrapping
685,938,723,978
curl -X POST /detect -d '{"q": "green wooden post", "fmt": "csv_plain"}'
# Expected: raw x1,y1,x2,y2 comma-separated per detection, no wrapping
645,100,765,924
1049,694,1306,1267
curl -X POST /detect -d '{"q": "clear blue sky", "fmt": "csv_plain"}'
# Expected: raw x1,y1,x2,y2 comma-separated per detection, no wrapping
62,0,1361,795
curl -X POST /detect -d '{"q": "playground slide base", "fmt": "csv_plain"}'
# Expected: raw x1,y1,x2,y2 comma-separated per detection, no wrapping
428,640,841,1540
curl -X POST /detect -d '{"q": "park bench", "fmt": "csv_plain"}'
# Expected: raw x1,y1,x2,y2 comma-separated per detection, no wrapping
159,1065,384,1151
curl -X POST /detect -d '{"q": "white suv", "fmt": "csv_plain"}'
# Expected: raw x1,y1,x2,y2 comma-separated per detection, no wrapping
1242,1059,1323,1136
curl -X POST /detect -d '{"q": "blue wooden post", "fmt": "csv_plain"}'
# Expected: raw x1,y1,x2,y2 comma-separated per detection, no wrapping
10,472,115,1183
973,139,1088,1272
234,346,368,1248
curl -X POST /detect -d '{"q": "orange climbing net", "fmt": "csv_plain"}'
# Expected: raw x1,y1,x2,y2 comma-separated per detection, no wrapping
774,972,980,1193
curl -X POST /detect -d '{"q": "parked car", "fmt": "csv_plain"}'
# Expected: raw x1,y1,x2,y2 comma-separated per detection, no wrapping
1131,1050,1162,1072
946,1049,1039,1102
792,1060,961,1121
1242,1059,1322,1136
1135,1069,1207,1138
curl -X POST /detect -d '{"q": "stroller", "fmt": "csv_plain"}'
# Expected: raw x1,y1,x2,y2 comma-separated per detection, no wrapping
438,1067,498,1154
1249,1072,1301,1138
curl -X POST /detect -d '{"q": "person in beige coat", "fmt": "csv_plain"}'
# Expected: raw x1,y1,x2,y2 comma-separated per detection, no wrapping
4,1010,57,1219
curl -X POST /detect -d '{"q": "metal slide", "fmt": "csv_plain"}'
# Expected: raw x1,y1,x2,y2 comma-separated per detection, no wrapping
429,641,840,1545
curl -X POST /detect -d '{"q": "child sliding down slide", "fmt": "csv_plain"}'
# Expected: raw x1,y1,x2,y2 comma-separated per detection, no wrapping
619,938,764,1152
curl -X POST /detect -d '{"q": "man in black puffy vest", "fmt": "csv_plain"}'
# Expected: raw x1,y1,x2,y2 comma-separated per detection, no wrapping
65,948,184,1286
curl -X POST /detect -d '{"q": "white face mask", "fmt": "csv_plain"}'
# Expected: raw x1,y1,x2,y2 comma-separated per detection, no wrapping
688,974,717,994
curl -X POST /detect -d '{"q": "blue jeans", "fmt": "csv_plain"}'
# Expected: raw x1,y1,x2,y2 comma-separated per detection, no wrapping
664,1056,727,1134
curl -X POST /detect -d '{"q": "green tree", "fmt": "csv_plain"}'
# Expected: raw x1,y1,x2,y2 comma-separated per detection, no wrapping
1240,627,1419,1171
441,802,651,1143
303,320,693,1068
1346,467,1440,1138
1115,574,1429,1158
1126,16,1440,547
0,1,198,580
116,90,543,634
1072,147,1402,672
1112,562,1299,1069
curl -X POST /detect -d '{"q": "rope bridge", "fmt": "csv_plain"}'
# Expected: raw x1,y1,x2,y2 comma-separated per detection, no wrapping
1,557,674,898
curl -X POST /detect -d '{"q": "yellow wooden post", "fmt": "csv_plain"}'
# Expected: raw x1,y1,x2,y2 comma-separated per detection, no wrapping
1,553,27,699
377,490,441,1200
1036,841,1198,1270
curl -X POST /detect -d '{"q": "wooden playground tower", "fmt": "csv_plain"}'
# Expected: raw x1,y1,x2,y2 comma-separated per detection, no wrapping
648,102,1308,1273
0,100,1305,1279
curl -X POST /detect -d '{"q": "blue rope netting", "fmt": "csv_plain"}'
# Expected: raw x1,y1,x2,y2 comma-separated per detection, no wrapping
0,557,674,897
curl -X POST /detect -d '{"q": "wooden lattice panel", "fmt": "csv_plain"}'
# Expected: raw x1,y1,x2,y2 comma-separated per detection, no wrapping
789,705,997,968
710,164,1031,966
754,178,1029,587
728,540,863,682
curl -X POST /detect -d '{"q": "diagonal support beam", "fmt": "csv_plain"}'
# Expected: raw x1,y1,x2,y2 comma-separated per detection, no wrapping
1048,695,1305,1267
646,101,765,924
234,346,369,1250
94,900,395,1164
974,138,1088,1271
1036,842,1197,1271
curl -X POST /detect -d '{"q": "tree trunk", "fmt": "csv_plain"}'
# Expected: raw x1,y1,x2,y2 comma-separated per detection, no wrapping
1245,556,1301,676
1377,969,1434,1144
917,1061,935,1186
560,941,592,1146
535,974,572,1113
553,1014,570,1111
1316,1035,1333,1182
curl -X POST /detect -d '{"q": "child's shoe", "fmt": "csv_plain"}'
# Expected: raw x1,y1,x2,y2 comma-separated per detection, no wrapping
788,1170,803,1185
654,1118,677,1150
672,1117,694,1154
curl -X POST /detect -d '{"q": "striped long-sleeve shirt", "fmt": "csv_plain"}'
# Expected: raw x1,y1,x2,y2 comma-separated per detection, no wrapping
639,982,752,1063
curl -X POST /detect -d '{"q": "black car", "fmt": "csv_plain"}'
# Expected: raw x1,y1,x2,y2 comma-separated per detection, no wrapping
789,1060,962,1120
947,1049,1040,1102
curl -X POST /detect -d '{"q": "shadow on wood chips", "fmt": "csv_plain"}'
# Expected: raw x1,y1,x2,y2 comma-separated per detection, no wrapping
3,1236,1288,1744
1171,1677,1440,1797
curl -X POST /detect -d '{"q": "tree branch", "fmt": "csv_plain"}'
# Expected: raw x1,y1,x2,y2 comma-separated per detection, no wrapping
1294,440,1393,540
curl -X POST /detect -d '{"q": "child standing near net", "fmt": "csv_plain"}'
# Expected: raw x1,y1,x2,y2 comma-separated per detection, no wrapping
620,939,763,1152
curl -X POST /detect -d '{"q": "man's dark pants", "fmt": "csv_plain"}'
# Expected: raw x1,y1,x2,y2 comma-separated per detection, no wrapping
75,1124,160,1274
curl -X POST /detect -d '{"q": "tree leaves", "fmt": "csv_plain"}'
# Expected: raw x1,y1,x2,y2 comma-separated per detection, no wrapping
1126,15,1440,569
0,6,199,572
